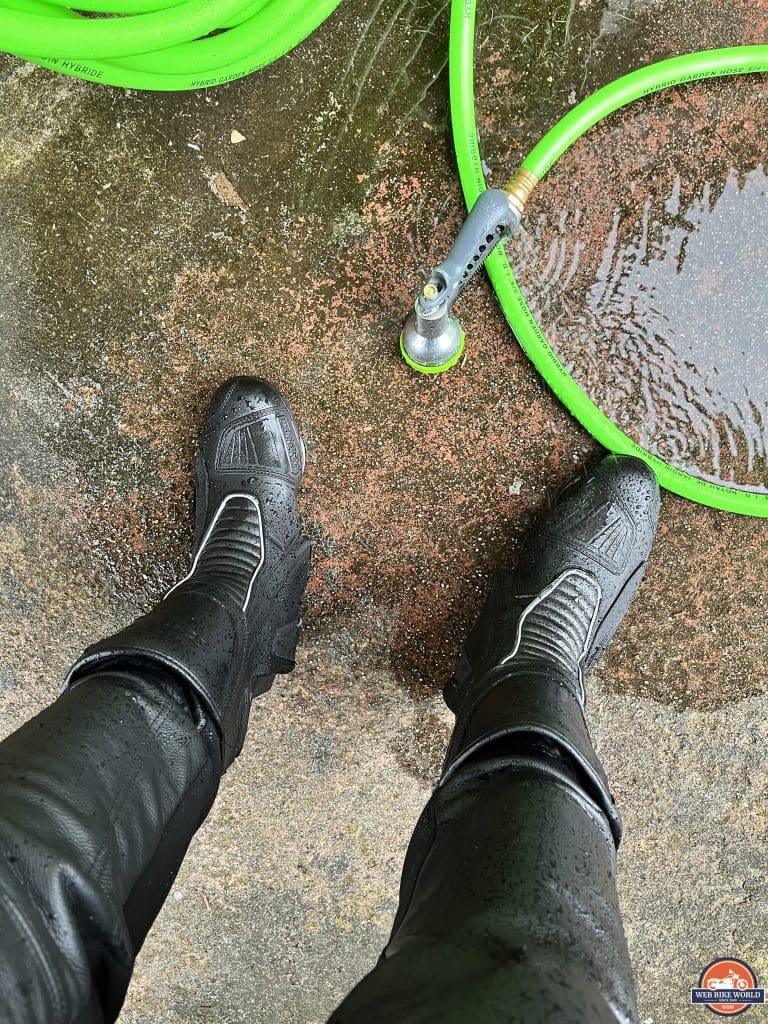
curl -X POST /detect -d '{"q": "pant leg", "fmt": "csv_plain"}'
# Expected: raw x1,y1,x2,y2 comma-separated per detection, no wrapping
330,733,638,1024
0,666,221,1024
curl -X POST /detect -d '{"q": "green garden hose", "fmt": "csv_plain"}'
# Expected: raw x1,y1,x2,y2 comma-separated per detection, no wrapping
445,0,768,516
0,0,344,89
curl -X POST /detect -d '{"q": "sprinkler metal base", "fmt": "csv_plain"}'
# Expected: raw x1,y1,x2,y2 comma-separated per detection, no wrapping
400,310,465,374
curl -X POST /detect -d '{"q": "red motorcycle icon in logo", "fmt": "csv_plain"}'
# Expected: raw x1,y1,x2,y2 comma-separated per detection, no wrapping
697,959,760,1017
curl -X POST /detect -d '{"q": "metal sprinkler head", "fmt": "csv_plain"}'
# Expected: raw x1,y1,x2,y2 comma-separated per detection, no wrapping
400,283,465,374
400,187,524,374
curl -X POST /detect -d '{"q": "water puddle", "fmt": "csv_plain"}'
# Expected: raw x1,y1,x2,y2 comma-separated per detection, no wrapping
511,165,768,492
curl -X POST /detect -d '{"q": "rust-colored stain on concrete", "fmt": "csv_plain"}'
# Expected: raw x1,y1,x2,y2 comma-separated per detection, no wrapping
98,38,767,707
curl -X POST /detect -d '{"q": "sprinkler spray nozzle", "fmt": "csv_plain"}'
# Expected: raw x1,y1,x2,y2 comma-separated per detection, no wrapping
400,185,526,373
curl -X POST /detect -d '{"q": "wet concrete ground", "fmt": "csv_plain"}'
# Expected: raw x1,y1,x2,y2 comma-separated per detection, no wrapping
0,0,766,1021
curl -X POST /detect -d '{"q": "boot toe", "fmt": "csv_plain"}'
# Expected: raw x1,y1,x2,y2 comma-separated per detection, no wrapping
207,376,288,421
201,376,305,483
594,454,661,535
539,453,660,578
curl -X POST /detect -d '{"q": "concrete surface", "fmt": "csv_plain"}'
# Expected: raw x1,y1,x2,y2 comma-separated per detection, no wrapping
0,0,766,1021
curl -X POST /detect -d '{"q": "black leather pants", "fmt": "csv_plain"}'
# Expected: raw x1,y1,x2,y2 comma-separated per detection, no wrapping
0,669,636,1024
0,668,221,1024
330,733,637,1023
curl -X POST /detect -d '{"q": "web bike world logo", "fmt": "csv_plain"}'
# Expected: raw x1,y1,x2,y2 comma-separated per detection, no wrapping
691,958,766,1016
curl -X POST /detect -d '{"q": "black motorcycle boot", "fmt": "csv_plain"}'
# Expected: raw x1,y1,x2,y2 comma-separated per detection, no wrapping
442,454,660,837
66,377,311,770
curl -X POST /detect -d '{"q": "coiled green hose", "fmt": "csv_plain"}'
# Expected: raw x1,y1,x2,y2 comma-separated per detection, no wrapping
452,0,768,516
0,0,344,89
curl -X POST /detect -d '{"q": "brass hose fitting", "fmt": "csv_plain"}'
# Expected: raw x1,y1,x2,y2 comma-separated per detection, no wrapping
503,167,538,215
